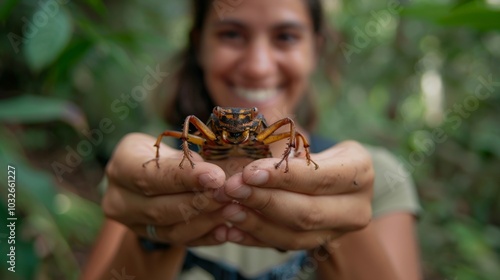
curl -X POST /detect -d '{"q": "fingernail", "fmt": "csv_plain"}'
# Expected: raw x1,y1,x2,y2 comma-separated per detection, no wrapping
228,228,244,242
199,173,221,189
227,210,247,223
246,170,269,186
214,227,227,242
226,184,251,200
223,204,247,222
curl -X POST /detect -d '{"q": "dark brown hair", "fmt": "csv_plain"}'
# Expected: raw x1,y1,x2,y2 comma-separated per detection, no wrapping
162,0,325,129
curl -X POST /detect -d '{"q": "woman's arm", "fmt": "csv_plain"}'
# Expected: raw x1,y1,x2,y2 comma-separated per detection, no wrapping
314,212,421,280
81,219,186,280
372,212,422,279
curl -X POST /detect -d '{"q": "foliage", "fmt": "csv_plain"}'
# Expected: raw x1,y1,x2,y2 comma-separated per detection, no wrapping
0,0,499,279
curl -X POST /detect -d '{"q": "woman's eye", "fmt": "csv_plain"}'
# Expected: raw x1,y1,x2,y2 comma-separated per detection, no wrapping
276,32,299,44
218,30,242,40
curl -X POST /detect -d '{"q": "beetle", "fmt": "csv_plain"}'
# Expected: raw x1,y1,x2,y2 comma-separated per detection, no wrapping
143,106,319,173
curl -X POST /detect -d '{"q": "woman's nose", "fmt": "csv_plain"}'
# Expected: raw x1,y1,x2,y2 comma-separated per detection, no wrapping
238,38,277,81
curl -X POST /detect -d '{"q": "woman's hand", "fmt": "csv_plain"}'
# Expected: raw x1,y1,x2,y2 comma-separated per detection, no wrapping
217,141,375,251
101,133,228,246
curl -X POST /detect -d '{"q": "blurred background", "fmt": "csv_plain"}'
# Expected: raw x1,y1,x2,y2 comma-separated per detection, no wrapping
0,0,499,279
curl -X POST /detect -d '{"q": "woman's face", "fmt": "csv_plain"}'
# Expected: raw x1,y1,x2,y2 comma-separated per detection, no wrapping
198,0,317,123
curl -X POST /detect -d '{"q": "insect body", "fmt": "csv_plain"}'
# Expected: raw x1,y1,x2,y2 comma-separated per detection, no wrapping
143,106,319,172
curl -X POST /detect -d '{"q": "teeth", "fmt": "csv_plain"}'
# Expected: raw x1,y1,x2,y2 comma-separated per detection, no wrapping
235,88,278,102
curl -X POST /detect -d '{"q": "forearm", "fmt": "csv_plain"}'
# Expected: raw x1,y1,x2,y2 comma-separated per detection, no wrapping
311,223,399,280
81,219,186,280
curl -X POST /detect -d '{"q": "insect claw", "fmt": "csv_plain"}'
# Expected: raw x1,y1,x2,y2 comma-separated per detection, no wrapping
282,164,289,172
274,162,280,169
309,160,319,170
142,158,160,169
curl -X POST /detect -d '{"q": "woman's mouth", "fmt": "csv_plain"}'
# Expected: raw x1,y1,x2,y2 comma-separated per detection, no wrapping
234,87,281,103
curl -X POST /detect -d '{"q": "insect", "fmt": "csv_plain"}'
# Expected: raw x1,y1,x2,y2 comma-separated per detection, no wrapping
143,106,319,172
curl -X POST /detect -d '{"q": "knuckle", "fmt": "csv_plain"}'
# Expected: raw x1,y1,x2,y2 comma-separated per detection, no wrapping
144,204,168,225
104,162,116,179
364,168,375,188
295,204,323,231
350,205,372,230
353,160,374,190
347,158,363,189
256,192,274,212
345,140,364,152
132,168,153,195
101,189,123,221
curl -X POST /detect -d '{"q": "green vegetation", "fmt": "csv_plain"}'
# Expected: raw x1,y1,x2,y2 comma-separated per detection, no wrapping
1,0,499,279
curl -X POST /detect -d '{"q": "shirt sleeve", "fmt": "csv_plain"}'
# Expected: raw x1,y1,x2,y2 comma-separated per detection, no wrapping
364,144,422,218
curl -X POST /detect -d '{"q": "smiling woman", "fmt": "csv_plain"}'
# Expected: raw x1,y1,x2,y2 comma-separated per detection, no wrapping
82,1,422,279
198,0,315,116
164,0,323,133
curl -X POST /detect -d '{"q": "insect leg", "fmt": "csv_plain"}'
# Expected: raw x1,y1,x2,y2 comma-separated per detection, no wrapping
294,132,319,170
256,118,296,172
179,115,217,168
142,130,206,169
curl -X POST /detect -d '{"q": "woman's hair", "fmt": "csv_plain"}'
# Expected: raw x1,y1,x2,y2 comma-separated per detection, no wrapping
162,0,325,130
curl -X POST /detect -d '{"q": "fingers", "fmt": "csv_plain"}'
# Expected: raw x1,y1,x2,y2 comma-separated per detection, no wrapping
106,133,226,195
130,209,227,245
186,226,229,247
103,184,224,226
224,174,372,231
222,204,342,250
101,132,231,248
241,140,374,195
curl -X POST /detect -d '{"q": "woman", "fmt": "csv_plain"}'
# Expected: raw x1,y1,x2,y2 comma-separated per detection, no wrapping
82,0,422,279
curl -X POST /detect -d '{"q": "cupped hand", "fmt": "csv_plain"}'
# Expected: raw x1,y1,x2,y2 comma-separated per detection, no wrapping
102,133,228,246
217,141,375,250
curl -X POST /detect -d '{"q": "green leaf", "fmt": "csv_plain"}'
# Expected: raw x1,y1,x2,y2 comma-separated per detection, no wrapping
438,2,500,30
401,3,451,22
402,1,500,31
23,6,72,71
0,95,88,132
